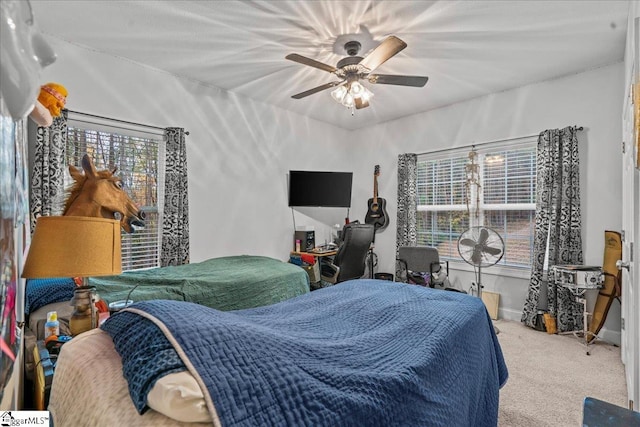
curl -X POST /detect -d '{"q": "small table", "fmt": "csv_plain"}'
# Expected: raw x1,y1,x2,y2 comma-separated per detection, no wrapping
551,265,604,355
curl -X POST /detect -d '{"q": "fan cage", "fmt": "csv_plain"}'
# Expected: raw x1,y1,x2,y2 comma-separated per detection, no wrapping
457,226,505,268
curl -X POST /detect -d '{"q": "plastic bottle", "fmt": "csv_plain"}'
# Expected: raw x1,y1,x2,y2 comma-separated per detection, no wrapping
44,311,60,340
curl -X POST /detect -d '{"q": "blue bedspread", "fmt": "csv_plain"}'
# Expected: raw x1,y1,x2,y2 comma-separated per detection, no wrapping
112,279,508,427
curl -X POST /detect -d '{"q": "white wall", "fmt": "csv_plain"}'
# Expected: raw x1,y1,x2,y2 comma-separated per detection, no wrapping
38,38,624,342
346,63,624,342
38,38,352,263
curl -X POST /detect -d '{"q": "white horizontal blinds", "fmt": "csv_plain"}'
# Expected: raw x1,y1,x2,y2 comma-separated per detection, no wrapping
416,137,537,267
418,156,467,206
482,146,536,267
65,121,163,271
416,155,469,259
483,147,536,205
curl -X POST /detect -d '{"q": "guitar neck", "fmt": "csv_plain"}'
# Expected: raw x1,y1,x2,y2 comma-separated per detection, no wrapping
373,174,378,202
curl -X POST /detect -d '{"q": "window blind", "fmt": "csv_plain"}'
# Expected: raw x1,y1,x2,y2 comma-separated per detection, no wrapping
416,137,537,267
66,120,164,271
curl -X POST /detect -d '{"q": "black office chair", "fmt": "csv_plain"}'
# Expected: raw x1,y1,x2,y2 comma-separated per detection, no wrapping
396,246,452,289
321,223,375,284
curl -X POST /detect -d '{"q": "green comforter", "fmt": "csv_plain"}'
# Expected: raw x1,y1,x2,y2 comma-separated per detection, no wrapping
89,255,309,310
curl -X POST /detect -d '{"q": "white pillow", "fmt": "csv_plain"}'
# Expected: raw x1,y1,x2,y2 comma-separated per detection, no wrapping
147,371,212,423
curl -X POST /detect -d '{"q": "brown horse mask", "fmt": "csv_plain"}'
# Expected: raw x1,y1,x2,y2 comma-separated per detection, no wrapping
63,154,145,233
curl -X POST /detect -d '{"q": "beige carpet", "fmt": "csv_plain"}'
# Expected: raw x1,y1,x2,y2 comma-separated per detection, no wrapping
495,319,628,427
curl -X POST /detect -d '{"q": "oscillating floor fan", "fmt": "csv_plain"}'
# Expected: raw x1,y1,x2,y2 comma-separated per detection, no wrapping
457,226,505,332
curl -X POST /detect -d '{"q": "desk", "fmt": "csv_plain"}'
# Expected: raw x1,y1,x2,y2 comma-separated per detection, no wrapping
290,250,337,288
291,250,337,258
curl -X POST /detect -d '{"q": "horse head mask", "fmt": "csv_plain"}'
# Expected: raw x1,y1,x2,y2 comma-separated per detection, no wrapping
63,154,145,233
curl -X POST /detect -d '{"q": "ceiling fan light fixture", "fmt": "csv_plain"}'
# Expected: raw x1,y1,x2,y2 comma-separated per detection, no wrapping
360,87,374,102
331,85,348,103
286,35,428,112
350,81,364,96
331,80,374,110
342,92,355,108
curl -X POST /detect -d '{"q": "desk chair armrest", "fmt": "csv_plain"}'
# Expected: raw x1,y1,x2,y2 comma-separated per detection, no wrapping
430,260,449,276
396,258,409,282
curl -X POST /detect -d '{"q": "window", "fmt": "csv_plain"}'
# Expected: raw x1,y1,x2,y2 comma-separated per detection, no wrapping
416,138,537,268
65,118,164,271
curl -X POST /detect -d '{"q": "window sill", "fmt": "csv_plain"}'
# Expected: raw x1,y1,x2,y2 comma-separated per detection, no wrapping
448,261,531,280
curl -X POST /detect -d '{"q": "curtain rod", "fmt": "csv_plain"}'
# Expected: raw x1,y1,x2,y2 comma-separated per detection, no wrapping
65,109,190,135
415,125,583,156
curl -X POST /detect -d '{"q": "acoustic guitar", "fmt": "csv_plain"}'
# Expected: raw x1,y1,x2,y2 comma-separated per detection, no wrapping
365,165,389,231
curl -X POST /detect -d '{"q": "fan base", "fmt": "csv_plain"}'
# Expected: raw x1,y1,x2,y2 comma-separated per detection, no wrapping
332,33,378,57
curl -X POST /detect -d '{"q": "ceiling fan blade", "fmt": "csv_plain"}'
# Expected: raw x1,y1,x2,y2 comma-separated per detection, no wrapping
291,81,342,99
358,35,407,73
285,54,337,73
355,98,370,109
368,74,428,87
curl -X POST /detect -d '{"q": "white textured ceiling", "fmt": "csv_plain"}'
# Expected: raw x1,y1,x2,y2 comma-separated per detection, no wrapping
31,0,630,130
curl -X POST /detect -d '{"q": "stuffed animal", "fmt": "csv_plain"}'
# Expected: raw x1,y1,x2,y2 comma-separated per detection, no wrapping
0,0,57,120
37,82,67,117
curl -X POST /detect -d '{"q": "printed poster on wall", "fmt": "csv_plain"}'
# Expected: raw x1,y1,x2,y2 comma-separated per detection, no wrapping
0,112,29,404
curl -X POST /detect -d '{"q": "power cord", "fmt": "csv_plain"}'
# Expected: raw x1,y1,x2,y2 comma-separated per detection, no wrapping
35,354,57,370
124,284,140,306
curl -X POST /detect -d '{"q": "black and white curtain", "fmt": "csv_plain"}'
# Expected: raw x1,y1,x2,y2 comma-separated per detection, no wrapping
161,127,190,267
521,126,583,332
395,153,418,280
30,111,68,232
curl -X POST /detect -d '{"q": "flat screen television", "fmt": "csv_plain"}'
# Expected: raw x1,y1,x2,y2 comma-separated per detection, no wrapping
288,170,353,208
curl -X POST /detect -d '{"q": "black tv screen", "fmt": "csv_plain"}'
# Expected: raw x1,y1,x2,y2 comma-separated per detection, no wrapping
288,170,353,208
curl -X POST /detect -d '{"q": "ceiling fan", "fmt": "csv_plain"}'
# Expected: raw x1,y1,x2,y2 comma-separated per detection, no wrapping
285,35,428,110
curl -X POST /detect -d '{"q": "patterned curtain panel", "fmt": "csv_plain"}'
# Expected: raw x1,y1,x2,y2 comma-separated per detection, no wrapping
395,153,418,280
30,111,68,232
521,126,583,331
161,127,190,266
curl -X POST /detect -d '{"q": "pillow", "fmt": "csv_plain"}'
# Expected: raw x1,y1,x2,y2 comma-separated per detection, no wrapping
147,371,212,423
100,311,186,414
25,278,76,315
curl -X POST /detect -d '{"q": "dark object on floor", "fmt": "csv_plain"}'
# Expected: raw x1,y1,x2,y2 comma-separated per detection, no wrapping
374,272,394,281
582,397,640,426
533,310,547,332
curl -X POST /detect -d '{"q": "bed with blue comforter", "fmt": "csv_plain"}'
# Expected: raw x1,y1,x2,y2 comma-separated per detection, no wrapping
49,279,508,427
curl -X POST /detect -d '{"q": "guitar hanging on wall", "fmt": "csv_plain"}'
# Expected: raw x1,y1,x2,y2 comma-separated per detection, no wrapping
365,165,389,232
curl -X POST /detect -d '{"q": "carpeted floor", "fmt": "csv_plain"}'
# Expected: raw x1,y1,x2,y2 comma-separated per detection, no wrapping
495,319,628,427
